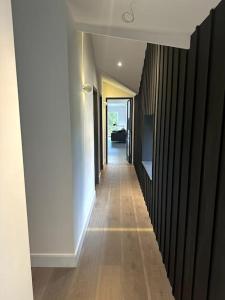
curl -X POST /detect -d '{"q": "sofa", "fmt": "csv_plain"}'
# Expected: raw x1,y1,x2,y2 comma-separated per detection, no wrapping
111,129,127,143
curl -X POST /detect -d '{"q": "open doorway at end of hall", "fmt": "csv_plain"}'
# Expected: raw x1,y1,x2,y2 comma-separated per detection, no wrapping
106,98,133,165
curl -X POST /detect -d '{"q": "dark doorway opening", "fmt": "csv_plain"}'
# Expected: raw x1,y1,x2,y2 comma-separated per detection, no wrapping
93,87,100,184
99,95,103,170
127,98,133,164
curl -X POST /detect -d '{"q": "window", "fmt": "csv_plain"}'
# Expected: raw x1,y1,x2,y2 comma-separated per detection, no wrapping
108,111,119,135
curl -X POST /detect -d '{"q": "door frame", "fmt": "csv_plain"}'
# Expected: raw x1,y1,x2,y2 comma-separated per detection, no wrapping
93,87,100,184
106,97,133,164
99,94,103,170
127,98,134,164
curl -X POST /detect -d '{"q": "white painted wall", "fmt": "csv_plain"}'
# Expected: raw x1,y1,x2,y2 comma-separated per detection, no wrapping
12,0,75,265
0,1,33,298
11,0,100,267
67,12,99,255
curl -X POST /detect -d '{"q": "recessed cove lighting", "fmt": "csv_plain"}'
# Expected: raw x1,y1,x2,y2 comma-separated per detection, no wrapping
117,61,123,67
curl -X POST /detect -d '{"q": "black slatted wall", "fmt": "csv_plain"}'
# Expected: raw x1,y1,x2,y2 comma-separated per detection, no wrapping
133,1,225,299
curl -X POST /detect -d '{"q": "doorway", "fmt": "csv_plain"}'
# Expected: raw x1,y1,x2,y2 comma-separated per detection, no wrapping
106,98,133,164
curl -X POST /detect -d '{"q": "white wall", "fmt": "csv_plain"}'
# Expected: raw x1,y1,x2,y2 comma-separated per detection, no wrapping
67,12,99,255
12,0,75,266
0,1,33,299
11,0,100,267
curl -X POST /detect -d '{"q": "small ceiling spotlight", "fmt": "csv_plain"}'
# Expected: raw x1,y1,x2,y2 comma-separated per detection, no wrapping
122,2,135,24
117,61,123,67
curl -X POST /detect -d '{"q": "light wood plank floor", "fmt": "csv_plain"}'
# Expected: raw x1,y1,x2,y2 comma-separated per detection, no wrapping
32,165,174,300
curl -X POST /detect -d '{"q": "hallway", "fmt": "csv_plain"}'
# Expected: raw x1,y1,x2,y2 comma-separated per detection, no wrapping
32,165,173,300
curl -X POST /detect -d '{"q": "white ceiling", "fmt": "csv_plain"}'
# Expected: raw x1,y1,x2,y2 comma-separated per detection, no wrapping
68,0,221,49
68,0,221,93
92,34,146,92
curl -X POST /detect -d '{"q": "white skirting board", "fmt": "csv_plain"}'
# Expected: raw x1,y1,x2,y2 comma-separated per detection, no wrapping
31,191,96,267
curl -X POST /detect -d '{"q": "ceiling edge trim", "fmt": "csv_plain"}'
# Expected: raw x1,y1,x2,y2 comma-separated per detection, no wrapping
74,21,191,49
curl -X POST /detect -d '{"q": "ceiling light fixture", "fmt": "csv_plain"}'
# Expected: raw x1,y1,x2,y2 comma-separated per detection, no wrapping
117,61,123,67
82,83,92,94
122,2,135,24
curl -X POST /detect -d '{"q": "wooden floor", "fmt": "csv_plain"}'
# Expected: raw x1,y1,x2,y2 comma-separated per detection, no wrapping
32,165,174,300
108,140,127,164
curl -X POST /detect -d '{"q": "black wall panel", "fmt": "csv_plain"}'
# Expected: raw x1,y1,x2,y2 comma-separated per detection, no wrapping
193,2,225,299
182,15,212,300
174,31,198,300
164,48,179,271
153,46,163,234
160,48,173,256
133,1,225,299
157,47,168,244
169,50,187,288
208,95,225,300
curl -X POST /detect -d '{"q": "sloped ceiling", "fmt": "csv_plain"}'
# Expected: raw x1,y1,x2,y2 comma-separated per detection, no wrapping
68,0,221,49
93,35,146,93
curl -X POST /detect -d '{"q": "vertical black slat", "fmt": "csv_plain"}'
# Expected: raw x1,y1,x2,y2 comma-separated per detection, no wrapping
139,94,143,184
157,47,168,245
144,46,149,114
147,175,150,212
151,46,155,226
155,46,164,238
182,14,212,300
150,180,153,222
208,95,225,299
142,71,146,114
147,46,150,114
193,2,225,298
139,94,143,174
149,45,153,114
145,171,147,208
174,31,199,300
169,49,188,288
161,47,174,257
152,46,157,114
151,46,154,114
141,61,145,114
154,45,159,111
145,173,148,210
150,45,153,114
149,178,152,217
144,74,147,114
152,45,158,227
164,48,179,270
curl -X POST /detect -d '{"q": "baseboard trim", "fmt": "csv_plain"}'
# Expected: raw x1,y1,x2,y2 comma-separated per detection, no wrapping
74,191,96,265
31,253,77,268
31,191,96,268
